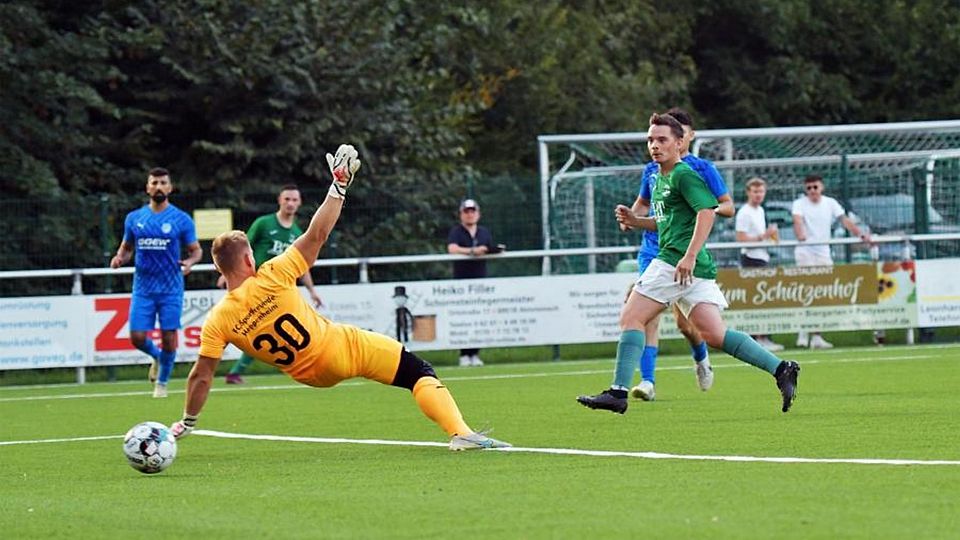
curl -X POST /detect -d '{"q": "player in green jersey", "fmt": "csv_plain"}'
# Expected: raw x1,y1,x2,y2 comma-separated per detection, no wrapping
577,113,800,414
221,184,323,384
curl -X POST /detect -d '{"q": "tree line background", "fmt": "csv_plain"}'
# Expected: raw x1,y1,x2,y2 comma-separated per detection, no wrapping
3,0,960,292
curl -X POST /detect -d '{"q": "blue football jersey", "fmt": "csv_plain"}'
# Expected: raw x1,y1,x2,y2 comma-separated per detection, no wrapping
122,204,198,295
637,154,727,262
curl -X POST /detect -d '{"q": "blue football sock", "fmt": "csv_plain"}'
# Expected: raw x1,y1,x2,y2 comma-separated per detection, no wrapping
135,339,161,361
722,330,781,374
158,349,176,385
613,330,645,389
639,346,658,383
691,340,708,362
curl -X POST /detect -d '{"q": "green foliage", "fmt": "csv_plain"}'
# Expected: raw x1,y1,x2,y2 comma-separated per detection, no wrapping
2,0,959,281
690,0,960,127
0,3,122,194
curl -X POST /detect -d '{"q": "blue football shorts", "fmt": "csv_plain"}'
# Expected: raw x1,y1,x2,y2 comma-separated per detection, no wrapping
129,292,183,331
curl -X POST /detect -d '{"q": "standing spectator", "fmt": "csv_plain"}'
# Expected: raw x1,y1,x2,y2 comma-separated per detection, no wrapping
222,184,323,384
792,174,872,349
110,167,203,398
446,198,498,367
735,177,783,352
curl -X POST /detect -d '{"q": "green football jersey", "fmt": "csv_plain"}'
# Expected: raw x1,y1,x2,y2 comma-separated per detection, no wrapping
247,213,303,269
650,161,719,279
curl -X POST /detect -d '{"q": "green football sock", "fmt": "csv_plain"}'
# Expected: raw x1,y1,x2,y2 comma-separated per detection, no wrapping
229,353,255,375
722,330,781,375
613,330,645,389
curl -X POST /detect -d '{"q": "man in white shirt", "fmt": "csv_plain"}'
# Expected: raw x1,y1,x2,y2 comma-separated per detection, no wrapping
735,177,782,351
792,174,871,349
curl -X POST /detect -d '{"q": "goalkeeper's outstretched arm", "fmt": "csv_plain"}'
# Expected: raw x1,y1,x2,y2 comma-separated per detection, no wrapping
294,144,361,265
294,192,346,266
171,354,219,438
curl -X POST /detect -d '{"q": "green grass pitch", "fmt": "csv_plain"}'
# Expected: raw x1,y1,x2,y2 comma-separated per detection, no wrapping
2,344,959,539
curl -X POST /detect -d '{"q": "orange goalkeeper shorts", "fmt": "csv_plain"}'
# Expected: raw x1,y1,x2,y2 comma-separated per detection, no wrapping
292,323,402,388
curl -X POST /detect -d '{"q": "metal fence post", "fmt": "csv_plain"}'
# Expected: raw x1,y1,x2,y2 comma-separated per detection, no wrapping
101,194,113,293
71,272,83,295
358,259,369,284
916,165,931,260
71,271,86,385
538,140,553,276
466,173,475,200
585,178,596,273
840,154,852,263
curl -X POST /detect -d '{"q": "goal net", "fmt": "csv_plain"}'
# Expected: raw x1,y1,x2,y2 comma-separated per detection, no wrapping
539,120,960,274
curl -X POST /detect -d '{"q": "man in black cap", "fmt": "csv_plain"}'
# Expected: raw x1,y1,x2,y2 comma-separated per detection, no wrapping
446,198,498,366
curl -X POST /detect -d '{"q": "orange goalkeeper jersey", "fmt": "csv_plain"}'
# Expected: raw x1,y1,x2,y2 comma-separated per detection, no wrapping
199,245,331,383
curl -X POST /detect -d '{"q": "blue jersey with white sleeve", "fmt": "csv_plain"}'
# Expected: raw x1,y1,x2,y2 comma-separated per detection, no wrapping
637,154,727,265
122,204,197,295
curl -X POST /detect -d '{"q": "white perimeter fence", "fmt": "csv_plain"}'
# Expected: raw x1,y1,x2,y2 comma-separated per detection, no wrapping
2,235,960,384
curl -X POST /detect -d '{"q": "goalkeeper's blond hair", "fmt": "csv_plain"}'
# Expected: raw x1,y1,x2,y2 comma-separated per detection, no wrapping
211,230,251,272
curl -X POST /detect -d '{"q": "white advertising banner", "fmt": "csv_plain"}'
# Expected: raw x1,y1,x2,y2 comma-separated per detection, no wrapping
0,259,932,371
319,275,630,350
916,259,960,327
0,297,88,370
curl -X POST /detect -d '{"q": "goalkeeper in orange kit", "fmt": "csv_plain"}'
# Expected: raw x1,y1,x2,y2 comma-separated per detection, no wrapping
171,144,510,451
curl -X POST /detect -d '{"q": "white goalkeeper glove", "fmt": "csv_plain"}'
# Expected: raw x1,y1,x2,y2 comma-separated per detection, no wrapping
326,144,361,199
171,413,198,440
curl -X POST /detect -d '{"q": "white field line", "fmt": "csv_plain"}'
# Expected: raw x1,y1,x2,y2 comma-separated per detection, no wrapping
0,353,942,403
3,429,958,466
0,435,118,446
194,430,960,466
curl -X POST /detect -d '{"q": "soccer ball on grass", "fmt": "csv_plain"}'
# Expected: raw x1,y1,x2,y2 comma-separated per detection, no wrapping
123,421,177,474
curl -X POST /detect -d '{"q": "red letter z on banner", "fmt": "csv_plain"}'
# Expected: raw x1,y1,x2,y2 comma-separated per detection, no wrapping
94,297,133,351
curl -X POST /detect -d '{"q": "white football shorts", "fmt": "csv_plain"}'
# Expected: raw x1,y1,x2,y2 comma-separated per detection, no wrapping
633,258,729,318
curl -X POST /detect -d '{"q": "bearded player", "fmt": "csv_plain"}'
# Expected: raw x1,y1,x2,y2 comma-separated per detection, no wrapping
171,145,510,451
110,168,203,398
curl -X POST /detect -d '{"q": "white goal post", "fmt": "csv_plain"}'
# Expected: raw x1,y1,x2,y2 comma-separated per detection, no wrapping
538,119,960,275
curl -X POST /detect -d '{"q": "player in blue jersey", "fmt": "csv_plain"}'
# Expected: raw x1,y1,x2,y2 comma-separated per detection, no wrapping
110,167,203,398
613,108,733,401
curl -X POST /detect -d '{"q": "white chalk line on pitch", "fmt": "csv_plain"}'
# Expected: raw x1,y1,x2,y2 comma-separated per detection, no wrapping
5,430,958,467
0,353,942,403
192,430,960,466
0,435,118,446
